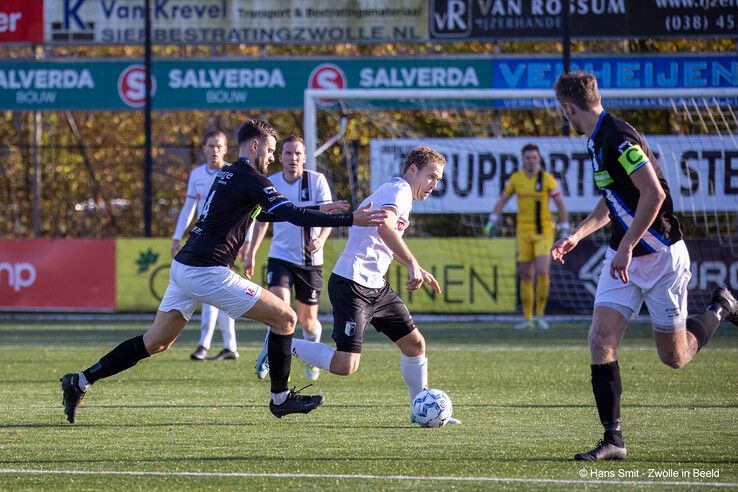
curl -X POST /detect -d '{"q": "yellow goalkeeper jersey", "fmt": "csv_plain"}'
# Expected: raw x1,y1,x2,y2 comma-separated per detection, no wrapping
503,170,559,234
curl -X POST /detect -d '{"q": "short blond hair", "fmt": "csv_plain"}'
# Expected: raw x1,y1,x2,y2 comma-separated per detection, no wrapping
403,146,446,173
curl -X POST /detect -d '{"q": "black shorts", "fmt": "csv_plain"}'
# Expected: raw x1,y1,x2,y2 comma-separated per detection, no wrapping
266,258,323,305
328,273,415,354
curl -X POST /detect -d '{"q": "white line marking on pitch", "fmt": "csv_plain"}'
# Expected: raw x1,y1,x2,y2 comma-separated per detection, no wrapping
0,469,735,488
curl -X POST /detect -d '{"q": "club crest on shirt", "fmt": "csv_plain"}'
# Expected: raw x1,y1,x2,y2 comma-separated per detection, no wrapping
301,188,309,200
344,321,356,337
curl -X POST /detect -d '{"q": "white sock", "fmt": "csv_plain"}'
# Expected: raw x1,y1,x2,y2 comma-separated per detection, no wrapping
77,372,90,391
198,304,217,349
291,338,335,370
271,390,289,405
219,312,237,351
400,353,428,405
302,319,322,343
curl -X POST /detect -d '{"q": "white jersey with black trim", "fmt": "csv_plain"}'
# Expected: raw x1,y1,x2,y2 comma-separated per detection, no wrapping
267,170,333,267
172,163,223,241
333,177,412,289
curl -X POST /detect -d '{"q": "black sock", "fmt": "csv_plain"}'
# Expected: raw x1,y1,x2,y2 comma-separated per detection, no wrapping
591,361,624,446
268,332,292,395
83,335,150,385
686,310,721,351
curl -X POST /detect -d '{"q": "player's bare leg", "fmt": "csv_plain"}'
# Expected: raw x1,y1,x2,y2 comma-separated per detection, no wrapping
654,286,738,369
245,289,323,417
296,301,322,380
575,306,628,461
60,310,187,424
254,286,291,380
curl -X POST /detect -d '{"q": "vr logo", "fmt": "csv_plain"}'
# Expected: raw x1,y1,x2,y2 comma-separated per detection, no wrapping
430,0,471,38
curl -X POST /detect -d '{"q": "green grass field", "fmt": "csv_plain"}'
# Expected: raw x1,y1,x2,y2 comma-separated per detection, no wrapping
0,321,736,490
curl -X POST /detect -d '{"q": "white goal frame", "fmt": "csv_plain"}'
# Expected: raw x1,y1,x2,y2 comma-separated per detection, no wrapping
303,87,738,170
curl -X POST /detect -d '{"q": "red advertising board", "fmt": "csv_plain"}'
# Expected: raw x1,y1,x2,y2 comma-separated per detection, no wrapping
0,239,115,311
0,0,43,43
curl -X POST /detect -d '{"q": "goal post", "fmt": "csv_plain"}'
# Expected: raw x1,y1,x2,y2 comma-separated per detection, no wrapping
304,87,738,170
303,87,738,316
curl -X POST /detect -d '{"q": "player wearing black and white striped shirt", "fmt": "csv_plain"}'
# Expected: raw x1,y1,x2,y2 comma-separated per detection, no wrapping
243,136,333,382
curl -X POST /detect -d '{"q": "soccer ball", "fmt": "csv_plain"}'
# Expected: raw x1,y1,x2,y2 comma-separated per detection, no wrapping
412,388,453,428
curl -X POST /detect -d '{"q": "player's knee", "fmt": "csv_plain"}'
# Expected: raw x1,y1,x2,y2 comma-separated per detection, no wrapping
297,313,315,331
588,327,617,359
406,335,425,356
658,350,687,369
272,308,297,334
331,358,359,376
145,337,175,354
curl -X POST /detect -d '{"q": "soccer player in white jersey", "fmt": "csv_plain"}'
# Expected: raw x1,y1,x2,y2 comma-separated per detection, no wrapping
242,136,333,381
286,146,460,425
170,131,239,362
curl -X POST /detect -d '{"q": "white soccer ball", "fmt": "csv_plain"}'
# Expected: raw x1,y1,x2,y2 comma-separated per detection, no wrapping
412,388,453,428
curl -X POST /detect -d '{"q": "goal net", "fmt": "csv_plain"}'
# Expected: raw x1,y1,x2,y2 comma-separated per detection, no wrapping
304,88,738,316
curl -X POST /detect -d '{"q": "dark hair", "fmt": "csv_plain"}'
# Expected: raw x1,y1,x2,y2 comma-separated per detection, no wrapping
521,143,541,157
554,71,601,110
202,130,227,146
237,119,279,146
402,146,446,174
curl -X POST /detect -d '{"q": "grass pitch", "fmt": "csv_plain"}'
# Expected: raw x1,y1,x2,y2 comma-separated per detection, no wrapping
0,320,736,490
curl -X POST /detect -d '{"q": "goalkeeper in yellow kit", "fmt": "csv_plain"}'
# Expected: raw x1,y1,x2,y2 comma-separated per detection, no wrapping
485,144,569,329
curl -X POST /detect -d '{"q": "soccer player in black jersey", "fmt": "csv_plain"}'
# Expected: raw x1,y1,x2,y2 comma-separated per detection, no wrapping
59,119,387,423
551,71,738,461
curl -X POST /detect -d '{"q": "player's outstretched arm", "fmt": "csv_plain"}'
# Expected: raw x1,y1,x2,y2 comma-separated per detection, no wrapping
551,197,610,264
256,201,386,228
318,200,350,213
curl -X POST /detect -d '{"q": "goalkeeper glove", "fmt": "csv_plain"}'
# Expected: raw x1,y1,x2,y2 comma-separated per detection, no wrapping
484,214,498,237
558,221,571,239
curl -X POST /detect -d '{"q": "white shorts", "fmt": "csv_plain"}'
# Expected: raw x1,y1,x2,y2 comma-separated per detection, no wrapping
594,240,691,332
159,260,262,321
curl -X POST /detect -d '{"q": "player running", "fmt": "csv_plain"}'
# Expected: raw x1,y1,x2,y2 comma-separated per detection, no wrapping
59,119,387,423
485,143,569,330
285,145,460,425
551,71,738,461
170,130,239,361
244,136,333,382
